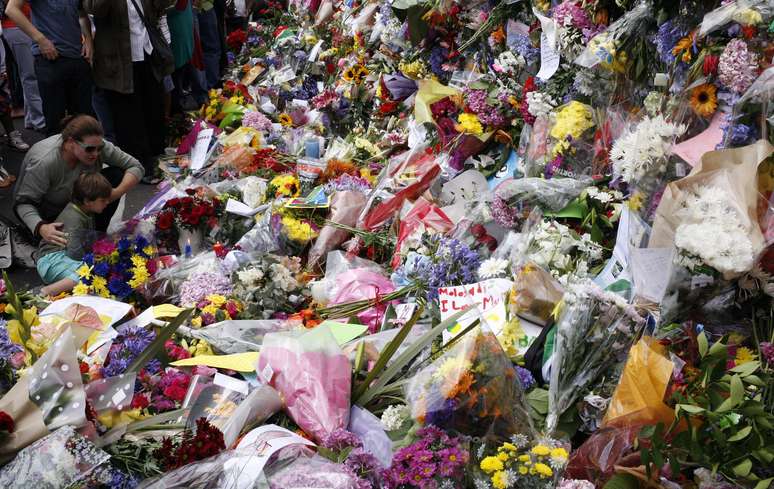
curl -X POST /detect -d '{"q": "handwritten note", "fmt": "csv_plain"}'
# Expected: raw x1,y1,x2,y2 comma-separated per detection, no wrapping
190,128,214,171
630,247,675,303
439,279,513,341
533,7,560,81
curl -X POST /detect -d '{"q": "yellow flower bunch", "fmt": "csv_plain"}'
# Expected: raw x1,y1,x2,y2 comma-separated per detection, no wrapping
270,174,300,198
355,137,380,157
398,59,427,80
128,254,151,290
733,8,762,25
457,113,484,135
549,101,594,158
281,214,319,243
479,440,568,488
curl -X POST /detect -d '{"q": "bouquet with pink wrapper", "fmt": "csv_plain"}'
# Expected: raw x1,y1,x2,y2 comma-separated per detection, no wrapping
391,198,454,269
329,268,396,332
256,324,351,442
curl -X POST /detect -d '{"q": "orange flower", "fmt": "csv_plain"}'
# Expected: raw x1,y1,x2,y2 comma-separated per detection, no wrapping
443,371,476,399
672,31,697,63
490,26,505,45
690,84,717,117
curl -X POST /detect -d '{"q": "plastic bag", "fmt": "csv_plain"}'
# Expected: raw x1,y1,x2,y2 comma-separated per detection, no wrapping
603,338,675,429
308,191,368,272
256,324,351,442
0,426,109,489
235,210,281,254
495,177,591,214
178,319,291,354
328,268,396,332
564,424,642,484
546,281,647,435
699,0,772,37
266,454,361,489
405,326,534,443
391,198,454,269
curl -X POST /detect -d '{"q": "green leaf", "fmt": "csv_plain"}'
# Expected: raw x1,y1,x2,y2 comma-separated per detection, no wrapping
126,309,193,374
405,6,429,46
753,478,773,489
603,473,640,489
639,425,657,439
547,200,587,219
709,340,728,358
676,403,705,414
730,374,745,405
355,307,472,406
731,361,760,377
698,332,708,357
732,459,752,478
728,426,752,442
526,388,549,415
743,375,766,387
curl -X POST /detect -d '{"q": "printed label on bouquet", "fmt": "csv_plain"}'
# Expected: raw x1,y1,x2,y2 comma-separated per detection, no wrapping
438,279,513,341
190,128,215,171
111,389,127,409
259,364,274,384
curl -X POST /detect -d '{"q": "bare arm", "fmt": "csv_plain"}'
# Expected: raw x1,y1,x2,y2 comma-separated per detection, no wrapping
5,0,58,60
79,11,93,64
110,172,140,203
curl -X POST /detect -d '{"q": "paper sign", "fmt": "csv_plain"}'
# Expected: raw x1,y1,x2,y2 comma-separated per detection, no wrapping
631,247,675,303
170,352,261,372
441,169,488,206
214,372,249,395
319,321,369,346
536,31,561,81
190,128,214,171
226,198,266,217
439,279,513,341
672,112,724,167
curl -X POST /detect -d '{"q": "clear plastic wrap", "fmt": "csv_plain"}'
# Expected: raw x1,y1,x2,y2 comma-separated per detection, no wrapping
574,0,653,69
699,0,772,37
495,176,591,213
256,324,351,442
235,210,281,254
328,268,397,332
0,426,110,489
348,405,392,469
178,319,292,354
509,262,565,327
307,191,368,272
265,453,361,489
405,326,535,443
546,281,647,435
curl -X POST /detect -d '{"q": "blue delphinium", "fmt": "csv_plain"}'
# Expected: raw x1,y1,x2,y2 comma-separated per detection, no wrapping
655,20,687,64
101,326,156,378
399,235,481,301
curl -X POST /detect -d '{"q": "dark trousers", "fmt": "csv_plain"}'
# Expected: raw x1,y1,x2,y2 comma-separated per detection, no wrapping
104,60,166,177
33,56,94,135
95,166,125,232
198,9,222,89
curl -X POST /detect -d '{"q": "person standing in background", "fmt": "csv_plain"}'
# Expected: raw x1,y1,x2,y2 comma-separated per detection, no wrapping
168,0,206,112
5,0,95,136
194,0,221,89
83,0,174,185
1,1,45,133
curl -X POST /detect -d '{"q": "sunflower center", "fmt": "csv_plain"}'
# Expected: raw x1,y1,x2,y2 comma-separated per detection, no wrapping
698,92,709,103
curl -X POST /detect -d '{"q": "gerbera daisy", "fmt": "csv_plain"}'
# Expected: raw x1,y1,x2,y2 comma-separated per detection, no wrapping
690,83,717,117
735,346,756,365
278,113,293,127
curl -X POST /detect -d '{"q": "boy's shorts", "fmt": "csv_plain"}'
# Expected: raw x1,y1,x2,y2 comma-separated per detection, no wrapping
36,250,82,284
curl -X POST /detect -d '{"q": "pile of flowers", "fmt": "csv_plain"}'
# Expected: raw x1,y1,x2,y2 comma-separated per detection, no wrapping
75,236,156,301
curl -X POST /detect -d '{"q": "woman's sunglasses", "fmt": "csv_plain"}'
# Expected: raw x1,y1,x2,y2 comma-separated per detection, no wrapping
75,140,105,153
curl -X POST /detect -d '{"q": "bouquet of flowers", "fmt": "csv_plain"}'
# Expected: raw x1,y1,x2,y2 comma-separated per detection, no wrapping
523,220,606,286
540,101,597,180
381,425,469,488
74,235,157,303
475,437,570,489
546,280,647,435
256,324,351,442
190,294,243,328
154,190,224,254
232,254,309,320
405,328,534,443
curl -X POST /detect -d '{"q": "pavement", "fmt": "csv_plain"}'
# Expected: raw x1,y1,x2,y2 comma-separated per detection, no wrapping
0,120,157,291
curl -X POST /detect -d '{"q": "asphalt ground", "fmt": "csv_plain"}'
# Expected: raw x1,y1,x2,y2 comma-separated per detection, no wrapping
0,120,157,290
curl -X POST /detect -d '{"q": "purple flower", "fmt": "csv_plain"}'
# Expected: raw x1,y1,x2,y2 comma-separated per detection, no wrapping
402,235,481,301
320,428,362,451
179,271,233,307
655,20,687,64
552,1,593,34
323,174,372,195
429,45,448,77
510,34,539,65
101,325,156,378
516,366,536,391
761,342,774,365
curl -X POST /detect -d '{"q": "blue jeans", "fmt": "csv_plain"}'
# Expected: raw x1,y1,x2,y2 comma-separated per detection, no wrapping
33,56,94,135
197,9,222,89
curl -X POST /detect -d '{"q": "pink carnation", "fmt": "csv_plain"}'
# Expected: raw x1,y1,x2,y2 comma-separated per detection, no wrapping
92,238,117,256
718,39,759,94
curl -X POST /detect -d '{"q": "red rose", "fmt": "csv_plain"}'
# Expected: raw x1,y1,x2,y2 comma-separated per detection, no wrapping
0,411,14,433
181,197,194,206
130,393,150,409
165,198,180,209
157,212,174,231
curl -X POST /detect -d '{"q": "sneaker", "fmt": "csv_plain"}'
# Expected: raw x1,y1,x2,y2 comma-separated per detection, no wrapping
8,131,29,151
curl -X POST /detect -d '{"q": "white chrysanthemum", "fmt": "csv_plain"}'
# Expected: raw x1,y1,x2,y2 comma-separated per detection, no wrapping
478,257,510,279
526,91,557,118
240,177,267,208
674,186,757,274
610,115,686,184
496,50,525,73
237,266,264,285
380,404,410,431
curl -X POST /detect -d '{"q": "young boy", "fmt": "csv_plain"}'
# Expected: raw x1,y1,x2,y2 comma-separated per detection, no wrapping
36,173,113,296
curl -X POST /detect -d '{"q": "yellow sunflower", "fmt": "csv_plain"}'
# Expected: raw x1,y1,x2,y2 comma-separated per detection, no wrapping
342,66,356,82
690,83,717,117
278,113,293,127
